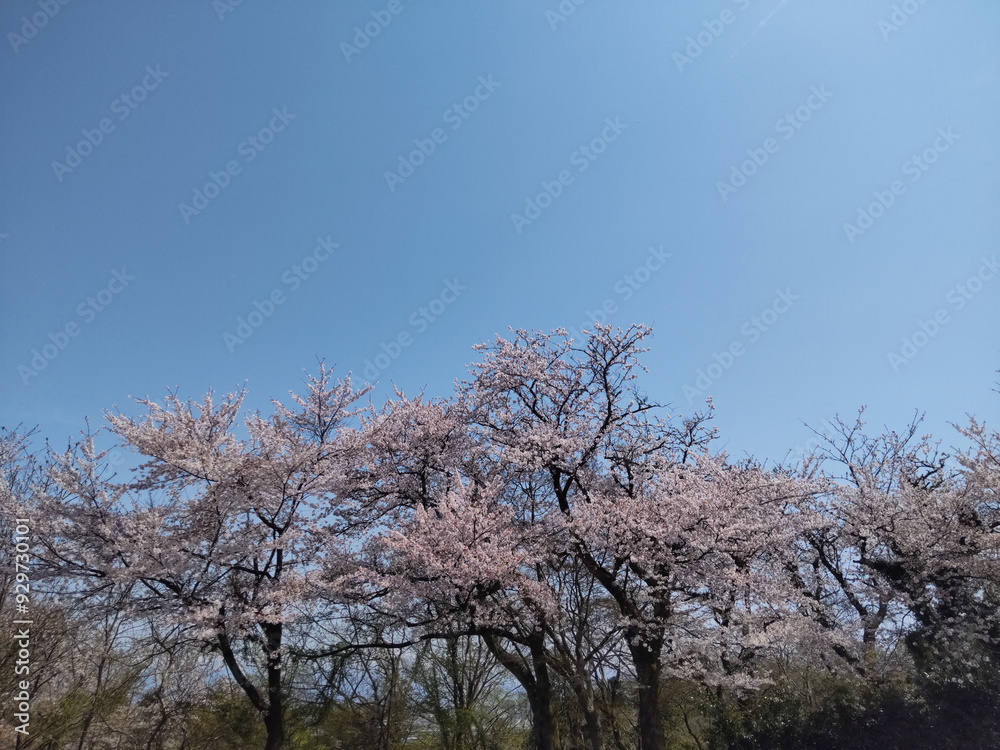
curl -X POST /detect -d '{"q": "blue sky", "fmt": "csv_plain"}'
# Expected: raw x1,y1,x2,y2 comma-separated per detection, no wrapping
2,0,998,465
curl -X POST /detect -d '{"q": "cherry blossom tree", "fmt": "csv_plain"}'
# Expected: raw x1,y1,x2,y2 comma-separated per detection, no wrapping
338,325,819,750
785,412,927,675
315,388,612,750
17,327,998,749
462,325,830,750
785,405,1000,692
29,365,369,750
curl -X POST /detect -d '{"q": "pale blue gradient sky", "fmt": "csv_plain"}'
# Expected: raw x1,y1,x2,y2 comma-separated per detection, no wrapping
2,1,998,463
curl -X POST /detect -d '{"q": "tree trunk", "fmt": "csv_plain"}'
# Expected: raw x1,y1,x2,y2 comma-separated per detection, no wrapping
581,699,604,750
631,644,663,750
263,707,284,750
531,642,560,750
481,632,559,750
263,622,284,750
216,624,285,750
565,677,603,750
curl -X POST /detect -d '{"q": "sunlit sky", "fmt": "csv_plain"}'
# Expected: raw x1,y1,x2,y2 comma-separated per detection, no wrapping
2,1,998,464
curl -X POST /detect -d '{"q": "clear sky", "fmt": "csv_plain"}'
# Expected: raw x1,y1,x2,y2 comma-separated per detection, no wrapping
2,1,998,465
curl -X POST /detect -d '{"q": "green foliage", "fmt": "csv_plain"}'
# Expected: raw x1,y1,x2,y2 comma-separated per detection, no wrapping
187,686,268,749
696,662,1000,750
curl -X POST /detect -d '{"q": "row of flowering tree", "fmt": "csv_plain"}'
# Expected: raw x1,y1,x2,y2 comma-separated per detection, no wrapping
6,325,1000,749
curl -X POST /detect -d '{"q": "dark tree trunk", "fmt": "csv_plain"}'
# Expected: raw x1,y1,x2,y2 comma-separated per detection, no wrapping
562,676,603,750
523,680,559,750
631,643,663,750
482,632,559,750
263,708,284,750
217,622,285,750
530,640,560,750
581,698,604,750
263,622,284,750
